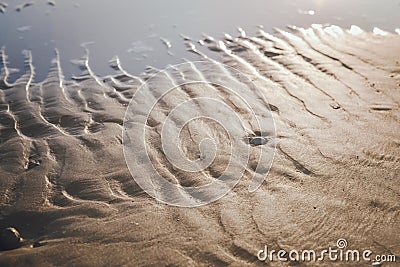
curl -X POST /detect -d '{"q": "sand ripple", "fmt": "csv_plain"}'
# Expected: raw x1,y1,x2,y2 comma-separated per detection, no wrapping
0,25,399,266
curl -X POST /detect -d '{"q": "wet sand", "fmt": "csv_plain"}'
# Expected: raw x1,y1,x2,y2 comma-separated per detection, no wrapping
0,25,399,266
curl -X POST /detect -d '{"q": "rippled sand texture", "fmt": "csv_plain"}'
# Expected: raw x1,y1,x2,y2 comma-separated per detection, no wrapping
0,26,399,266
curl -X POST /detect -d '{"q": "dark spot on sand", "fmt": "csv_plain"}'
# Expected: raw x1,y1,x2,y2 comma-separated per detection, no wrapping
26,159,41,171
268,103,279,112
370,105,393,111
231,47,247,53
341,62,353,70
330,102,341,110
245,130,272,146
369,200,384,209
298,53,313,63
33,240,47,248
250,137,267,146
0,227,23,251
264,51,280,57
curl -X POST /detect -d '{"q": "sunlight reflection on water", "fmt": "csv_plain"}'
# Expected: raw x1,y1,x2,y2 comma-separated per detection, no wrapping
0,0,399,81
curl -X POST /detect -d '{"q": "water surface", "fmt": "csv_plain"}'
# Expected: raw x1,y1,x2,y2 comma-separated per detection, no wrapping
0,0,399,81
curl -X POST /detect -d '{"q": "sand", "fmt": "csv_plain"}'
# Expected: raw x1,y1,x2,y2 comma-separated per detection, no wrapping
0,25,399,266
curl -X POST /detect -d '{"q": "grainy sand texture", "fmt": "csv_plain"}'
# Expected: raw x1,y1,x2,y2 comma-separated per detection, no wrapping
0,25,399,266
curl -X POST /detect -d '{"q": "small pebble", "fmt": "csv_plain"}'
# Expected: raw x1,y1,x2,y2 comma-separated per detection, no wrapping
330,102,341,110
32,240,46,248
250,137,267,146
0,227,23,251
372,262,381,267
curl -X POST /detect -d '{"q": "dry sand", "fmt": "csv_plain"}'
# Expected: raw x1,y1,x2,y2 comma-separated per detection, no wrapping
0,25,399,266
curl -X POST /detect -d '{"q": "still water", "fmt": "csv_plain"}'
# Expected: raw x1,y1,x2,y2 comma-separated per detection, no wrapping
0,0,399,81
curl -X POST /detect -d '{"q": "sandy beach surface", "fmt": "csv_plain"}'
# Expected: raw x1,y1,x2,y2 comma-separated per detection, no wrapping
0,25,399,266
